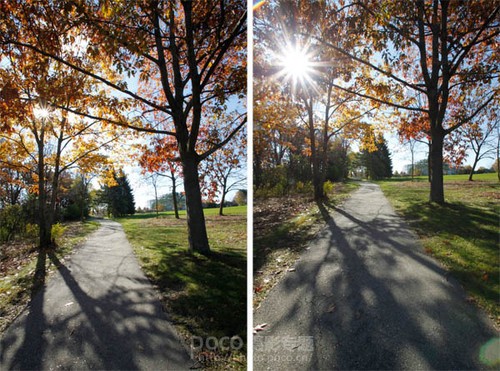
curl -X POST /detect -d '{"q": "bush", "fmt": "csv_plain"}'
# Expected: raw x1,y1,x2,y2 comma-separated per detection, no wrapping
63,203,84,221
323,180,335,195
260,166,288,191
25,223,39,242
51,223,67,245
296,181,314,195
0,205,25,242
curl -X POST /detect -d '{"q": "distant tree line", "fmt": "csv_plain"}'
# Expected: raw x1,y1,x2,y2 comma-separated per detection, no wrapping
255,132,393,198
0,172,91,244
140,188,247,214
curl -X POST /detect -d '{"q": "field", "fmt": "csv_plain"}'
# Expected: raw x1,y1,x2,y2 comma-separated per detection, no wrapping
378,173,499,325
117,206,247,368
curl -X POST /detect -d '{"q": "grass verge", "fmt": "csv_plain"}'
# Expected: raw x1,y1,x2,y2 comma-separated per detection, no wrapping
0,219,100,332
378,175,499,326
253,181,360,309
117,206,247,370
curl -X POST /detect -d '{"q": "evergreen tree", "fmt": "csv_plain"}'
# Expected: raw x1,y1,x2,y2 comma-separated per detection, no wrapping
102,171,135,217
362,135,393,180
61,175,91,221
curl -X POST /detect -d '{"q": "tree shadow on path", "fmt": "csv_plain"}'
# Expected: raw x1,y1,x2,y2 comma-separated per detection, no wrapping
2,250,188,370
254,194,497,370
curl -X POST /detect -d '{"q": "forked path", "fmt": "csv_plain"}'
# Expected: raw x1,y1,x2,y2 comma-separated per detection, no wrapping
1,219,191,370
254,182,498,370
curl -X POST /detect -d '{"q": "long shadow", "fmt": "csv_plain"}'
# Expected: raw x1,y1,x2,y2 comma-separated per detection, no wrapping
45,251,141,370
253,214,314,274
155,247,247,341
3,249,48,370
2,248,189,370
323,201,495,369
255,195,496,370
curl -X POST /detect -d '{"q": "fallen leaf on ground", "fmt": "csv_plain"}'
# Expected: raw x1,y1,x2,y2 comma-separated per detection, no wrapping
253,323,268,334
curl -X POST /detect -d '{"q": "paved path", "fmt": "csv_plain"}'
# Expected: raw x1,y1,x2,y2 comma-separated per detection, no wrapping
1,219,191,370
254,182,498,370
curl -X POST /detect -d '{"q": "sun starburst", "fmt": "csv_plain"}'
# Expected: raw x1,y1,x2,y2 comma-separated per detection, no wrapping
273,41,319,95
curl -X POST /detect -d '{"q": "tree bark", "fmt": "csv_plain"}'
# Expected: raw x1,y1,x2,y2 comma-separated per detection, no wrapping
305,97,324,200
468,156,479,181
429,132,445,204
154,181,159,217
182,155,210,254
219,177,227,216
37,134,52,248
170,169,179,219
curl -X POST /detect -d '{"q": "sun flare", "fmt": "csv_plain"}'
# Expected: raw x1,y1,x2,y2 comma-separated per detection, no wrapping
33,106,50,120
281,47,311,79
275,43,316,91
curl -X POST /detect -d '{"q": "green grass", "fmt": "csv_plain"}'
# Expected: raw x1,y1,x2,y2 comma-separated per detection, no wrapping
0,220,100,332
378,175,499,324
117,206,247,368
395,172,498,182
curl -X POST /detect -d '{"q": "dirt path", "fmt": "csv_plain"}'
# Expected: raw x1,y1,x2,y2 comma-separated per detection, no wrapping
254,182,498,370
1,219,191,370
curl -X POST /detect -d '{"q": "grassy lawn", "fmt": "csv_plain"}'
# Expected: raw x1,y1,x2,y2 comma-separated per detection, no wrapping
0,220,100,332
378,174,499,325
253,181,360,309
117,206,247,369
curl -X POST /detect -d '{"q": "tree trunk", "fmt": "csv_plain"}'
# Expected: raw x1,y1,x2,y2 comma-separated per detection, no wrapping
35,129,52,249
410,141,415,180
429,133,445,204
171,170,179,219
427,142,432,183
219,178,227,216
306,97,324,200
468,155,479,181
182,156,210,254
154,181,159,217
254,152,263,189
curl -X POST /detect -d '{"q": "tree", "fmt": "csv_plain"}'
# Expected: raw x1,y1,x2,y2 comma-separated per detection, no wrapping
312,0,499,203
405,138,418,180
1,1,247,254
147,173,161,217
102,170,135,217
233,189,247,206
0,42,119,248
445,112,499,181
139,135,183,219
361,133,393,180
61,173,93,221
326,138,350,182
202,127,246,216
0,165,25,207
152,192,186,213
254,0,375,200
253,77,300,189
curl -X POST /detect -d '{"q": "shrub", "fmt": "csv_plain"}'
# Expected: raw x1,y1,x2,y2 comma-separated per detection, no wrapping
63,203,83,221
261,166,288,191
25,223,39,242
323,180,335,195
51,223,67,245
0,205,25,242
296,181,314,195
